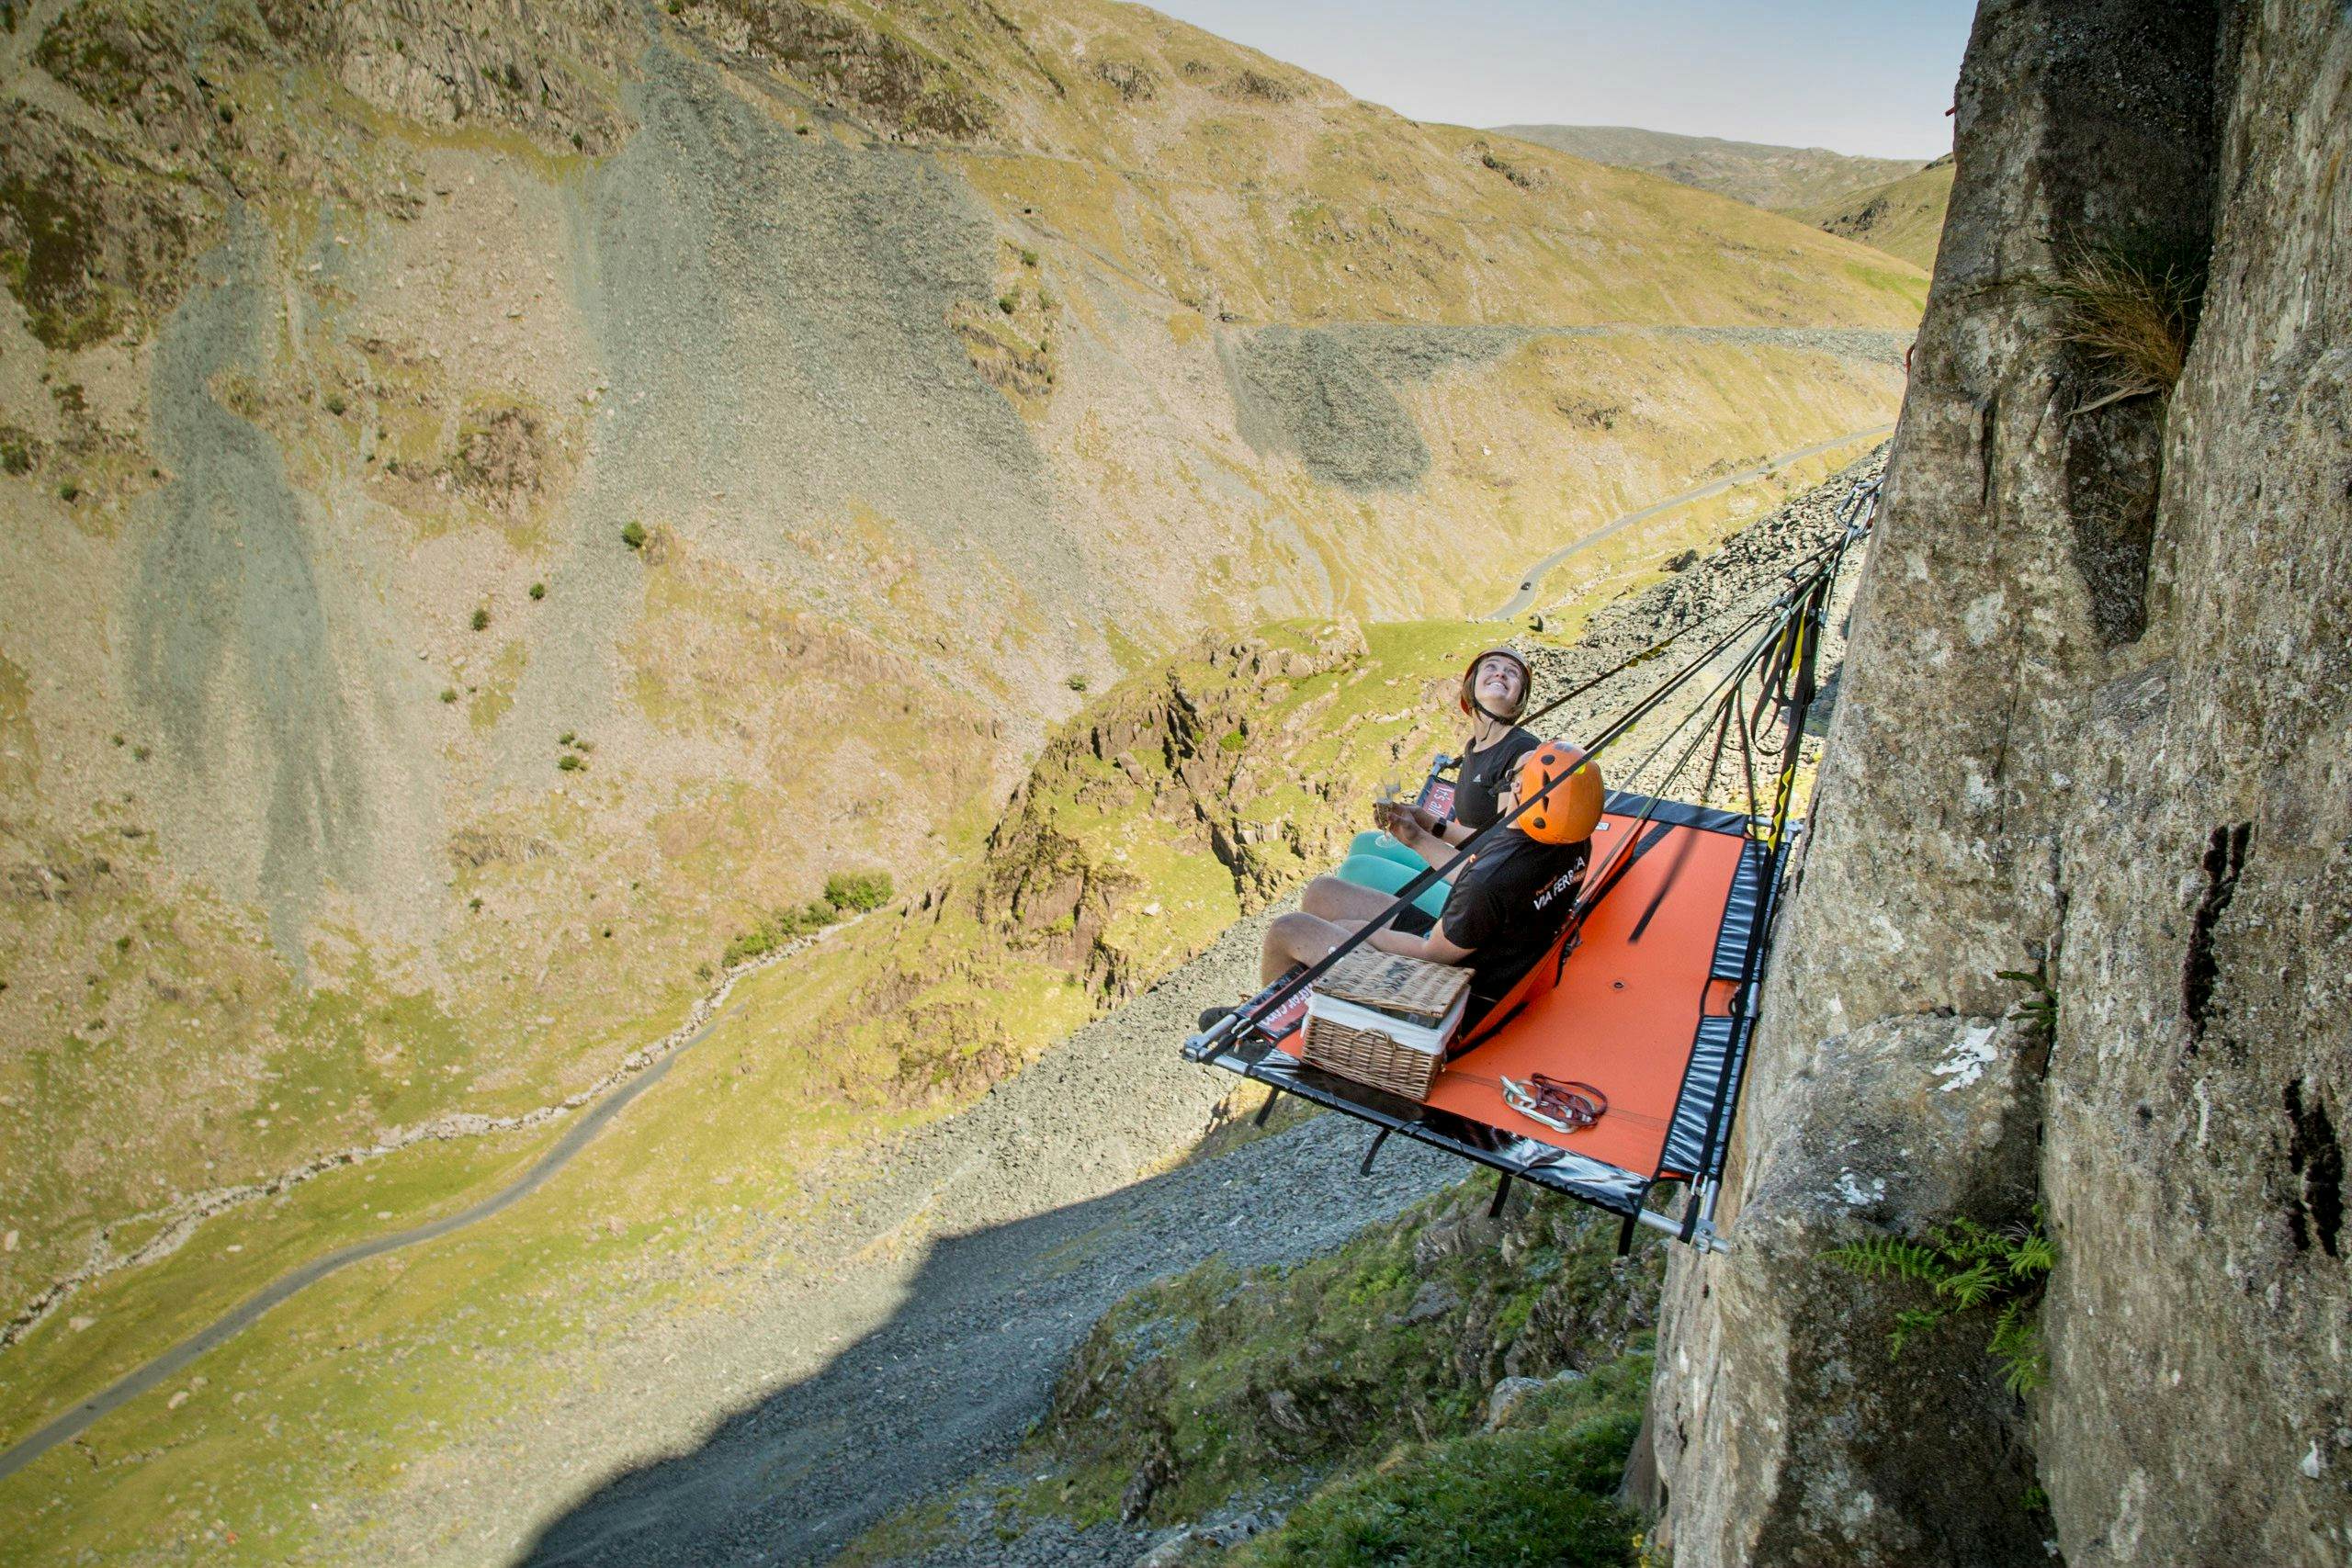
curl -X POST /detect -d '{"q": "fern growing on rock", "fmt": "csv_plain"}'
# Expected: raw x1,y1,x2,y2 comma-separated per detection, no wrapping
1826,1207,2054,1393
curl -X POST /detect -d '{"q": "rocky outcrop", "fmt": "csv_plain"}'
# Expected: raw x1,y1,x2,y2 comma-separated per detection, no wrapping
1649,3,2350,1564
840,616,1443,1108
978,618,1377,978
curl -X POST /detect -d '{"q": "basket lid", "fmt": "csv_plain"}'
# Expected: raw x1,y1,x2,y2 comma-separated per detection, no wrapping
1312,948,1470,1021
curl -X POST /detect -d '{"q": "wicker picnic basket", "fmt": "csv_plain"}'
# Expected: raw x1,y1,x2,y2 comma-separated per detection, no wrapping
1303,949,1471,1100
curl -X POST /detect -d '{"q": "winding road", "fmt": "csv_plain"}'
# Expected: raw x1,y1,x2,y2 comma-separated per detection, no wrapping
0,915,1448,1563
1486,423,1894,621
0,936,811,1484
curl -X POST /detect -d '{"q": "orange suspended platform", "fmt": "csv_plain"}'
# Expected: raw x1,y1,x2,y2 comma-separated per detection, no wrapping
1188,793,1771,1244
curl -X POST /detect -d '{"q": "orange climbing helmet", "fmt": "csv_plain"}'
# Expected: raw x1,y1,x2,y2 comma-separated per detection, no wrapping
1513,739,1603,845
1459,645,1532,721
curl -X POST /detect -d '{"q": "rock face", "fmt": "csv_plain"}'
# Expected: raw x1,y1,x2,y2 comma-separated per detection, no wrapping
1649,2,2350,1564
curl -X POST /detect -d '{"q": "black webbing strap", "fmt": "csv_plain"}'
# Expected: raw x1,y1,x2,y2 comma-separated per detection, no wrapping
1732,690,1762,829
1676,518,1862,1241
1487,1169,1514,1218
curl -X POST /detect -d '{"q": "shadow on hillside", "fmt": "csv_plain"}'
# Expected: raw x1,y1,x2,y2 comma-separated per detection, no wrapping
518,1116,1441,1568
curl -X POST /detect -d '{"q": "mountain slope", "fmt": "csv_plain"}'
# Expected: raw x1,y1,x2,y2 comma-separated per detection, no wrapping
0,436,1885,1561
1491,123,1926,211
0,0,1917,1355
1788,152,1957,270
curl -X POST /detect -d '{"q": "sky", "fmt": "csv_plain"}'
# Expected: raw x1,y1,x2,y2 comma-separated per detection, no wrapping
1147,1,1976,160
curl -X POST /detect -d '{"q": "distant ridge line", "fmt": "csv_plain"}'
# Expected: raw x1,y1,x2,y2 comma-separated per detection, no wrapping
1488,124,1931,213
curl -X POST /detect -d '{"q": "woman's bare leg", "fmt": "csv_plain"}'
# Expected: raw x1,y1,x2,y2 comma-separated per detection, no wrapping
1300,874,1410,923
1261,912,1364,985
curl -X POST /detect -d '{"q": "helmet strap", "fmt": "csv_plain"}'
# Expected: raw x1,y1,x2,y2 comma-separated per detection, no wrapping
1468,695,1521,733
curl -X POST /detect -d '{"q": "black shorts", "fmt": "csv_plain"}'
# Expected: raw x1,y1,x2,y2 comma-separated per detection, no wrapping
1389,904,1436,938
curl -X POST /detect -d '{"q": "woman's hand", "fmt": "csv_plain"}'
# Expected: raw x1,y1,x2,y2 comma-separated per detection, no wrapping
1376,803,1441,851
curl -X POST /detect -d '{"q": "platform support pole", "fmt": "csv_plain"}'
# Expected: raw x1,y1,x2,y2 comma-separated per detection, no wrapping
1487,1170,1514,1218
1252,1088,1280,1127
1357,1126,1393,1176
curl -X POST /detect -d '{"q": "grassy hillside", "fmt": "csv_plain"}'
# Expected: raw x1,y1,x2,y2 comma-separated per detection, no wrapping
1492,123,1925,211
0,432,1883,1559
0,614,1475,1562
1497,126,1954,273
0,0,1921,1342
845,1179,1660,1566
1789,153,1958,271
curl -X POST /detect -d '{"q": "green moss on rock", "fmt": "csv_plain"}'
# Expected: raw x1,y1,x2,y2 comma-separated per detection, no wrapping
1023,1179,1662,1529
1240,1411,1641,1567
0,173,121,349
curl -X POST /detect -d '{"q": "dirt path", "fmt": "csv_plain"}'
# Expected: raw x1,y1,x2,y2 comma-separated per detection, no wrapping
1485,423,1893,620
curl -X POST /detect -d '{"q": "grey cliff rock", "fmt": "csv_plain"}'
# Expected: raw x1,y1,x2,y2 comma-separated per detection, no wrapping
1648,2,2350,1564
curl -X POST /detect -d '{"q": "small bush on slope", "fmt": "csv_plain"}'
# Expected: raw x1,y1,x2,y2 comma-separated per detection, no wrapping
1238,1410,1641,1568
721,899,837,967
721,872,896,965
823,870,895,912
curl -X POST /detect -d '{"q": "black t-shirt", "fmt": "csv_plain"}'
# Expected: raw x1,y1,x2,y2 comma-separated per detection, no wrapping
1438,829,1590,1019
1451,726,1542,830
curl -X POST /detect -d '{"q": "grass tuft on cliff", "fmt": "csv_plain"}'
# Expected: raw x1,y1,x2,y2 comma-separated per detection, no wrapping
2030,233,2208,410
